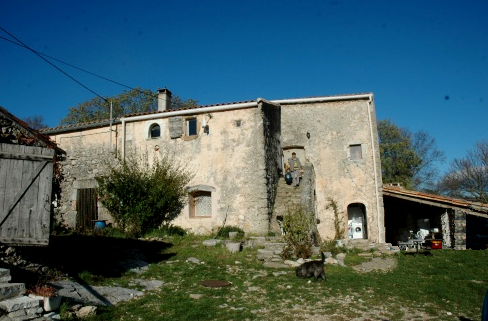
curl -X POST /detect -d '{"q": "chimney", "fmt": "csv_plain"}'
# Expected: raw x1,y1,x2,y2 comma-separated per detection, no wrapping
157,88,172,111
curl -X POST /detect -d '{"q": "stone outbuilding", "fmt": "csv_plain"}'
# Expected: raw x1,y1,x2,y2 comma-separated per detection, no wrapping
42,90,385,242
383,184,488,250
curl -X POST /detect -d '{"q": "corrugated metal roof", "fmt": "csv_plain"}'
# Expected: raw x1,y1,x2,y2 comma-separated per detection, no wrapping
383,185,488,216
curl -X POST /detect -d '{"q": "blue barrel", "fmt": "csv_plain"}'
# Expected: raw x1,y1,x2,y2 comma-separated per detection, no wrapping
285,172,293,184
94,221,106,230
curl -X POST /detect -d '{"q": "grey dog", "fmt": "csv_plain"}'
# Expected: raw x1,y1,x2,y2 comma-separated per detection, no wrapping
295,252,326,281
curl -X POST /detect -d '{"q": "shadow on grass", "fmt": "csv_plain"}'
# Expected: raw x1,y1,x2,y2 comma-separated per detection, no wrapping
3,234,175,286
402,250,434,257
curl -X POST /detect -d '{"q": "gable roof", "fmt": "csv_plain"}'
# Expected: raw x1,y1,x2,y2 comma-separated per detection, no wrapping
0,105,64,154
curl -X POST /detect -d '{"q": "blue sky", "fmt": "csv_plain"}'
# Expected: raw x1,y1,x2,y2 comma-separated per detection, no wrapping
1,0,487,175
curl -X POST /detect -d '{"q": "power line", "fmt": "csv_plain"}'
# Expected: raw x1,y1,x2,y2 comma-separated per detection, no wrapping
0,34,133,92
0,26,108,102
0,26,163,105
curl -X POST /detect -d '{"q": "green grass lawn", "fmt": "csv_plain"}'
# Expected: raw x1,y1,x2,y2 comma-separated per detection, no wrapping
55,234,487,321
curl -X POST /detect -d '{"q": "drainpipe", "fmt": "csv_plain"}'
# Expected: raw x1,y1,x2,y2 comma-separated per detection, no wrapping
121,118,126,159
109,100,113,154
366,95,383,243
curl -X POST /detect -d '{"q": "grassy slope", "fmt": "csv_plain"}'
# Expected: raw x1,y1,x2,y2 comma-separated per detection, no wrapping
64,235,487,321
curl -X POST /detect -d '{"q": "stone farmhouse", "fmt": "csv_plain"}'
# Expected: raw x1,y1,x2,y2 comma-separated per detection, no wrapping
43,89,385,242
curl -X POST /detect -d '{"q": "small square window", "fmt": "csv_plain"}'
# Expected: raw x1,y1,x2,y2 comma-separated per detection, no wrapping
189,191,212,218
186,118,197,136
350,144,362,160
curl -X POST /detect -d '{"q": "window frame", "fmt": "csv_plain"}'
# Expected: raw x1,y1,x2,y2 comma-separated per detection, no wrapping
189,190,212,218
183,117,200,141
349,144,363,160
148,123,161,138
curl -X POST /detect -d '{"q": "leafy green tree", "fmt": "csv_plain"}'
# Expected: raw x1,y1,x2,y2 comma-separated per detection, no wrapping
378,119,444,191
60,88,198,125
438,140,488,203
96,152,194,237
378,119,422,189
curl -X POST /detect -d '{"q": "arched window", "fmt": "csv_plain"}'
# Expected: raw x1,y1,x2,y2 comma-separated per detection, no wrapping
149,123,161,138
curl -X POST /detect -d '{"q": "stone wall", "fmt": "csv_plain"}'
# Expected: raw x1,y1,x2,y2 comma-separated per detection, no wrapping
453,210,467,250
280,98,384,242
301,162,316,215
48,95,384,241
51,127,114,228
50,106,272,235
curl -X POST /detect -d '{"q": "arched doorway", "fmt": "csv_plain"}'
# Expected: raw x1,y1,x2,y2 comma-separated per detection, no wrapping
347,203,368,239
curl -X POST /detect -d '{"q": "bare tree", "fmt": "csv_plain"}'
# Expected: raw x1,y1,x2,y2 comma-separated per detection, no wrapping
439,140,488,203
411,130,446,192
23,115,48,130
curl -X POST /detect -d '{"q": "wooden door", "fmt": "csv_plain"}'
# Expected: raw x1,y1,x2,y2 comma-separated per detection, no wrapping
76,188,98,231
0,144,54,246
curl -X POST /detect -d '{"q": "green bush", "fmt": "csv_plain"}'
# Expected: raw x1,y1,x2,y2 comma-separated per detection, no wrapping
320,239,347,256
145,224,187,238
98,226,128,239
326,198,346,240
96,152,194,238
281,204,315,259
216,226,245,239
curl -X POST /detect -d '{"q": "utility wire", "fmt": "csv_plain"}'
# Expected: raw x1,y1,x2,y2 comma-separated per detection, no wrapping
0,26,108,102
1,26,163,105
0,34,134,92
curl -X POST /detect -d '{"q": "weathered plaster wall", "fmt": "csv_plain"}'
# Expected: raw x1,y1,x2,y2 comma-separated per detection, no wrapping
50,106,273,235
281,98,384,242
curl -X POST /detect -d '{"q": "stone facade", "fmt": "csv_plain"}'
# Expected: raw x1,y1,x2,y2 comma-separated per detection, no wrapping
280,97,384,242
45,92,385,241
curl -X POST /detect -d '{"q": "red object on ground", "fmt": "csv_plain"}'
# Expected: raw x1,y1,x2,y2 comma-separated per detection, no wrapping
430,240,442,249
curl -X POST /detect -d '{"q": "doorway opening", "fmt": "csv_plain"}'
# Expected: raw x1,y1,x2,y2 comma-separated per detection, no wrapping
347,203,367,239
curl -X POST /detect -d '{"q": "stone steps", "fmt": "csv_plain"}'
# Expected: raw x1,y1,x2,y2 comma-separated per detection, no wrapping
271,178,303,234
0,267,48,319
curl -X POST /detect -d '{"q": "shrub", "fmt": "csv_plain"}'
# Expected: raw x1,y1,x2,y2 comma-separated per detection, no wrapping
96,151,194,238
27,284,58,297
327,198,346,240
161,224,187,236
216,226,245,239
321,239,346,257
145,224,187,238
281,204,315,259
